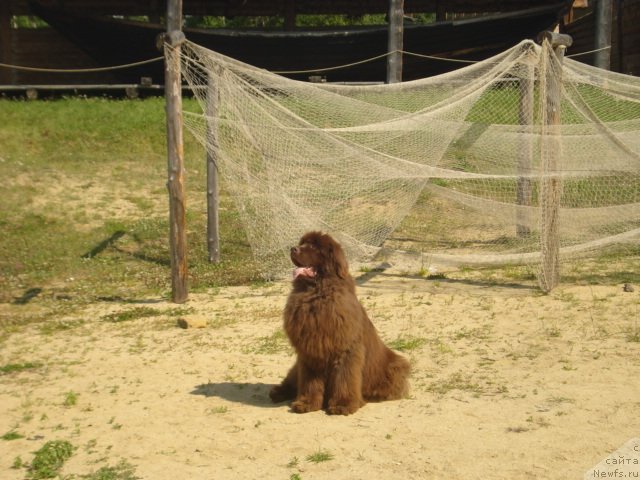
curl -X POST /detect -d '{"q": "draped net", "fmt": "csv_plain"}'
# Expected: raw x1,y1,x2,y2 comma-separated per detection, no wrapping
170,39,640,287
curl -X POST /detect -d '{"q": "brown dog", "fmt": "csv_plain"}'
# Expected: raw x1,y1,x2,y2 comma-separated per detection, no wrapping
269,231,410,415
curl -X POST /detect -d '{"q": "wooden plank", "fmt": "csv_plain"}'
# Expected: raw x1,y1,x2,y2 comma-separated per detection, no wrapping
165,0,188,303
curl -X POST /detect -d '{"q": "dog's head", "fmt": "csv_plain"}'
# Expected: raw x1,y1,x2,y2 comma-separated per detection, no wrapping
290,231,349,281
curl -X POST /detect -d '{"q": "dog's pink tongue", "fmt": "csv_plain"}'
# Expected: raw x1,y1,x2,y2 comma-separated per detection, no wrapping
293,267,316,280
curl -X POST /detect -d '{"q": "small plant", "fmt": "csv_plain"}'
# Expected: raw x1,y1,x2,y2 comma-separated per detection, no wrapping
28,440,75,479
626,319,640,343
207,406,228,414
12,456,23,469
63,391,78,407
81,459,140,480
0,362,42,375
286,457,299,468
306,449,334,463
388,336,426,352
101,307,159,323
2,430,24,440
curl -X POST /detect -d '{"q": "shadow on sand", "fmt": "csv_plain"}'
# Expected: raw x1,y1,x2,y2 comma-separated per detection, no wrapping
191,382,284,409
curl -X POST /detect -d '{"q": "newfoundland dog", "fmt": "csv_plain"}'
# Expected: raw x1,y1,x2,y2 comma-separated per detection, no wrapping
269,231,410,415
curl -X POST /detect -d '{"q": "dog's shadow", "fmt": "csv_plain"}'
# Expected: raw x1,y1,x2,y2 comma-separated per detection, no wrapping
191,382,283,409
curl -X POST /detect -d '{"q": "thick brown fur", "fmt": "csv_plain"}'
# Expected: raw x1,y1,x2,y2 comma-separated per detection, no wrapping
269,231,410,415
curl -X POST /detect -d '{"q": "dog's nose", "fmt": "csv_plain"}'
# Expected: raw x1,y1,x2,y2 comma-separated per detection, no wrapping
291,246,299,255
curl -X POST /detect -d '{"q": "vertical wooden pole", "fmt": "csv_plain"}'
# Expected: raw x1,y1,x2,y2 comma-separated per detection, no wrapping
0,1,13,85
516,62,534,238
595,0,613,70
386,0,404,84
165,0,188,303
206,74,220,263
538,32,572,293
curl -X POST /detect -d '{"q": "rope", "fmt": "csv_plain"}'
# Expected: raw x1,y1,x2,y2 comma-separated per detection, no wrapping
0,47,477,76
0,56,164,73
566,45,611,58
271,49,478,74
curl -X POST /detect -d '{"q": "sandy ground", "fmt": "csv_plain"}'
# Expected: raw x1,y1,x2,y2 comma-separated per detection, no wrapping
1,273,639,479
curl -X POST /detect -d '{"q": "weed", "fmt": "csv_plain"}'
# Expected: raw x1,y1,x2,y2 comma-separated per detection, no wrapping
102,307,159,323
306,449,334,463
28,440,75,479
427,372,483,396
286,457,299,468
626,319,640,342
12,456,23,469
247,330,291,354
207,406,228,414
0,362,42,375
2,430,24,441
63,391,78,407
388,336,427,352
81,459,140,480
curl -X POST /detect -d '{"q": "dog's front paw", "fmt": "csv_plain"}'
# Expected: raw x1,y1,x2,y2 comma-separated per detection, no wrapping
269,385,293,403
326,404,359,416
291,400,319,414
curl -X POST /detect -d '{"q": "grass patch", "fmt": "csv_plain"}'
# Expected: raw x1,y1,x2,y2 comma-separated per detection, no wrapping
388,336,427,352
2,430,25,441
247,330,291,354
101,307,161,323
28,440,75,479
81,460,140,480
63,391,79,407
0,362,42,375
306,449,334,463
427,372,484,396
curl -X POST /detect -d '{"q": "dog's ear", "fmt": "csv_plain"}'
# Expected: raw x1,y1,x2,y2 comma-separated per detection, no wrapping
322,234,349,279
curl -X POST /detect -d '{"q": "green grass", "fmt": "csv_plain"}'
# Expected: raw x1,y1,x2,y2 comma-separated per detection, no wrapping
0,362,42,375
306,449,334,463
2,430,25,441
1,96,638,336
81,460,140,480
0,97,260,327
28,440,75,479
388,336,427,352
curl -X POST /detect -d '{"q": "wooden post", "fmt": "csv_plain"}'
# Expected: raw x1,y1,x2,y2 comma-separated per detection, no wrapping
386,0,404,84
594,0,613,70
164,0,188,303
206,74,220,263
538,31,572,293
0,1,12,85
516,62,534,237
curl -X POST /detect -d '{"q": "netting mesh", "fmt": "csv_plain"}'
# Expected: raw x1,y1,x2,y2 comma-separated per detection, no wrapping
171,39,640,286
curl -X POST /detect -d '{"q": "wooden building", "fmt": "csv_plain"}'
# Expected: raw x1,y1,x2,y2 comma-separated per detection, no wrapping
1,0,636,89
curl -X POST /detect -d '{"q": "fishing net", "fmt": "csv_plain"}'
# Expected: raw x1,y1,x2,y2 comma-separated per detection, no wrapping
170,39,640,288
